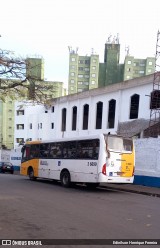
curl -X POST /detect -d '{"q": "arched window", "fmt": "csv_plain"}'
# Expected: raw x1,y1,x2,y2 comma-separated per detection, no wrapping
83,104,89,130
72,106,77,131
61,108,67,131
130,94,140,119
96,101,103,129
107,99,116,128
150,90,160,109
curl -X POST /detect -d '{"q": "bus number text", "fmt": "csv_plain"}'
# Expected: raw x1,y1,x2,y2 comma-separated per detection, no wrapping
88,162,97,166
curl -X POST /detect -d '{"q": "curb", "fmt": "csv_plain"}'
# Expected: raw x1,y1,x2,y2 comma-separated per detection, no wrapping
99,185,160,198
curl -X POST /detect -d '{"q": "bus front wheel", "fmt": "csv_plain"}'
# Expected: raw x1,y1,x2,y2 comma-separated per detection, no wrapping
28,168,36,181
60,170,71,188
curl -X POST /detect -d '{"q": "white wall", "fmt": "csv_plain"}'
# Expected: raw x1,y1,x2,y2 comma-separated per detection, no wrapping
14,75,153,146
135,138,160,178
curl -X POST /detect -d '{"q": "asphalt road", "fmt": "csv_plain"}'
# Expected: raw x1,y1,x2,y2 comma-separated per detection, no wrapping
0,173,160,246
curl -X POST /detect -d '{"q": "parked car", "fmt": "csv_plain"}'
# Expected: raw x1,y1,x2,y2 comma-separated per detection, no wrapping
0,162,14,174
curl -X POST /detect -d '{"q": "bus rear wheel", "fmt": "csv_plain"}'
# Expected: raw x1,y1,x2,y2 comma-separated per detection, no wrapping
60,170,71,188
28,168,36,181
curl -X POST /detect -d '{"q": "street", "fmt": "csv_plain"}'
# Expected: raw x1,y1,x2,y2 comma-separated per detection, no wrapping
0,173,160,245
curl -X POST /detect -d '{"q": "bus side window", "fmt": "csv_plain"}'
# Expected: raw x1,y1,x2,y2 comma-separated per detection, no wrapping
29,145,39,158
92,140,99,159
77,140,99,160
67,141,77,159
39,144,50,158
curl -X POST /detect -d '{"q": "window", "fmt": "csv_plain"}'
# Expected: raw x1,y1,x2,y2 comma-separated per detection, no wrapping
92,73,96,78
70,87,74,91
139,70,144,74
52,106,55,112
92,59,97,63
129,94,140,119
96,102,103,129
84,67,89,71
62,108,67,131
29,144,40,158
85,60,90,64
148,69,152,73
127,61,131,64
77,139,99,159
29,123,32,129
16,138,24,144
17,124,24,130
62,142,77,159
72,106,77,131
78,74,83,78
51,123,54,129
84,75,89,78
92,66,96,70
39,143,50,158
78,89,83,92
71,57,76,62
126,75,130,79
17,110,24,116
78,67,84,71
71,72,75,76
78,81,83,85
40,123,42,129
91,80,95,84
150,90,160,109
84,82,89,85
149,61,153,65
127,68,131,72
70,79,75,83
107,99,116,129
79,60,84,64
71,65,75,69
83,104,89,130
50,142,63,158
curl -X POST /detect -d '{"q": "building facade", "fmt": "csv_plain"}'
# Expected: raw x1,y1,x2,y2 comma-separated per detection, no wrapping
14,74,154,148
68,38,155,94
0,98,15,149
123,56,155,81
68,49,99,95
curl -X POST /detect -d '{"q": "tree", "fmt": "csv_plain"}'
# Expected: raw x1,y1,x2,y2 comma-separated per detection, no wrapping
0,48,59,104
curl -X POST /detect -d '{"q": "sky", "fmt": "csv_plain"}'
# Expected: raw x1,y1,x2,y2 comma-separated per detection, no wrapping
0,0,160,87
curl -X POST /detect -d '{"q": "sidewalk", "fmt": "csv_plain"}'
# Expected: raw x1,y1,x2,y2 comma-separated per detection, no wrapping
100,183,160,197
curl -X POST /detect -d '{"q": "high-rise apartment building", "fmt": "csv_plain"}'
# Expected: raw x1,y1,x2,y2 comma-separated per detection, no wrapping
68,49,99,94
0,98,14,149
123,56,155,81
99,38,124,87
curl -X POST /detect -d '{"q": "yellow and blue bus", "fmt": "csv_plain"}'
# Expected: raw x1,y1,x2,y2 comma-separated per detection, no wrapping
20,134,135,188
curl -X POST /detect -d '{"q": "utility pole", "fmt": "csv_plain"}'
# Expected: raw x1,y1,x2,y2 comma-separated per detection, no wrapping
148,30,160,137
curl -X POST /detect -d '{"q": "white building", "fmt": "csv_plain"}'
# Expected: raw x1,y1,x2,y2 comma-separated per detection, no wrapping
14,74,154,148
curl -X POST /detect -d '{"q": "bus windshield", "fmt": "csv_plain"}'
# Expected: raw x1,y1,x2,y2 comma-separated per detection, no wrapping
105,135,133,152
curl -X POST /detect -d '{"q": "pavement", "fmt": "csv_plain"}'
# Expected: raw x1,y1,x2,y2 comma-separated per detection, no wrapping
100,183,160,197
14,170,160,197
